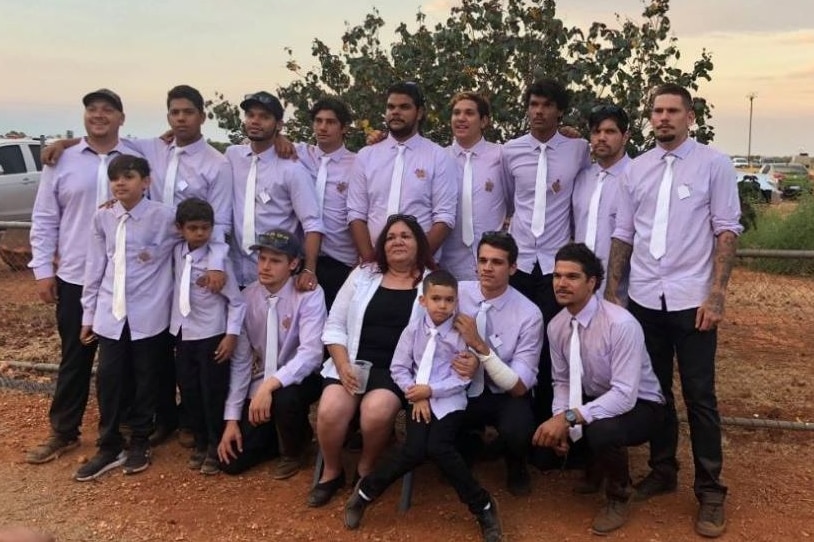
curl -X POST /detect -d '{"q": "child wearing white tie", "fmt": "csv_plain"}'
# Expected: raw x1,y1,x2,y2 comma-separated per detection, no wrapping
170,197,245,475
344,270,503,542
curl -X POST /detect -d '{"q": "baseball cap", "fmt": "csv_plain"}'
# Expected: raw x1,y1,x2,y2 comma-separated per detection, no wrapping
250,229,302,258
82,88,124,112
240,91,284,120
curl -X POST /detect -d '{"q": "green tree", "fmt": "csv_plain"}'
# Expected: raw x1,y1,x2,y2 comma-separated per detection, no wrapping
208,0,714,153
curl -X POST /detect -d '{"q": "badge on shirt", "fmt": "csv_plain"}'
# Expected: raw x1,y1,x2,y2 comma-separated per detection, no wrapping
282,314,292,330
677,184,692,200
414,168,427,179
250,349,263,378
178,179,189,192
336,181,348,194
138,249,152,263
552,179,561,194
259,191,271,204
485,180,494,192
490,333,503,349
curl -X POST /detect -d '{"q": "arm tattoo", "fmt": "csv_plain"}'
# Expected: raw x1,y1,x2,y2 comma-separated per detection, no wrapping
712,231,738,295
606,238,633,295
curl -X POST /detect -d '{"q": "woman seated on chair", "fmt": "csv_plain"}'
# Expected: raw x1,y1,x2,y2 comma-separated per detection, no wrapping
308,214,435,507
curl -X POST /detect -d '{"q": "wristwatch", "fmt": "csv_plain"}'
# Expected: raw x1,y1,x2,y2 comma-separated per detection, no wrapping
564,409,578,427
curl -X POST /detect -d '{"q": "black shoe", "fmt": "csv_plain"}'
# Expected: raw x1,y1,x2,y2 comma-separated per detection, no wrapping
591,496,632,534
476,498,503,542
633,471,677,502
308,471,345,507
74,450,126,482
149,425,177,447
344,488,370,530
695,501,726,538
123,443,151,475
506,461,531,497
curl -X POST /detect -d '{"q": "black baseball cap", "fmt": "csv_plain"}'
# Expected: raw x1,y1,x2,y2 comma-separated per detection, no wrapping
240,91,284,120
250,229,302,258
82,88,124,112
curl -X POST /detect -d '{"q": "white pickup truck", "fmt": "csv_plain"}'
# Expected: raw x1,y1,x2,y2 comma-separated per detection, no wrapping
0,138,43,223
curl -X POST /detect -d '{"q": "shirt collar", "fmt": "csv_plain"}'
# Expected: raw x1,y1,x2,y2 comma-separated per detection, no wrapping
423,313,456,337
525,131,567,149
452,137,486,157
572,294,599,328
658,137,695,162
388,132,422,151
182,242,210,262
242,143,277,160
600,154,633,179
113,196,149,221
171,136,206,157
263,275,296,299
315,144,348,163
79,137,131,156
476,283,513,312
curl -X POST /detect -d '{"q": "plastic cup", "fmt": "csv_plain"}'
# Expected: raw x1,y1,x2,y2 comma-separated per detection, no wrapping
352,360,373,394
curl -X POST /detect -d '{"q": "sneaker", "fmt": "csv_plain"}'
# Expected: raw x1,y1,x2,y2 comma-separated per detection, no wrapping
475,498,503,542
25,435,79,465
695,501,726,538
123,444,151,475
74,450,126,481
633,471,677,502
273,455,303,480
200,455,221,476
344,487,370,530
307,471,345,508
187,449,207,470
506,461,531,497
591,497,632,535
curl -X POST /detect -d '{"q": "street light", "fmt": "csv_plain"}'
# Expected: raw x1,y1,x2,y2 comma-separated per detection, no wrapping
747,92,757,167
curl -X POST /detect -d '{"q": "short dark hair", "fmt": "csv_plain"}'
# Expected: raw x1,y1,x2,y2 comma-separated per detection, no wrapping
386,82,425,109
309,96,353,127
167,85,205,113
523,78,569,111
450,91,491,119
373,214,436,285
477,231,518,266
651,83,693,110
107,154,150,180
588,104,629,133
555,243,604,292
175,197,214,226
423,269,458,293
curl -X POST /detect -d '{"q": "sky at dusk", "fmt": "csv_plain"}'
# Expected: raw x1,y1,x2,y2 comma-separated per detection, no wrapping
2,0,813,156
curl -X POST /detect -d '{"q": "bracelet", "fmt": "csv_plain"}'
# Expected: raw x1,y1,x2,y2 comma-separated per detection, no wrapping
302,268,315,274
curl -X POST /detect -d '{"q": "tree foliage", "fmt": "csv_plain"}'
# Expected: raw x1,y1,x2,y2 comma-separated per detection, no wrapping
207,0,714,153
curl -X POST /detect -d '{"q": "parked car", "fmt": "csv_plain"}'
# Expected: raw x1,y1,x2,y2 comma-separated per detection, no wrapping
737,173,780,203
0,138,43,223
731,156,749,168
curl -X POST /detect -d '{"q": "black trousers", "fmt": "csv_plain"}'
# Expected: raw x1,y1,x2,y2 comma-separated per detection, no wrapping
154,332,179,431
49,278,98,441
509,264,560,423
585,399,665,501
221,373,321,475
628,300,727,502
175,332,230,455
459,390,535,467
361,410,491,515
317,255,353,310
96,325,171,452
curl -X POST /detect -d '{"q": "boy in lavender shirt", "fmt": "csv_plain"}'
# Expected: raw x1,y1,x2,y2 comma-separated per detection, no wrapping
76,155,177,481
344,270,502,542
170,198,246,475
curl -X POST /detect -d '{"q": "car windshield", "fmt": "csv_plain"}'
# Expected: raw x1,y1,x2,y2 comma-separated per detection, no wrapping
775,165,808,175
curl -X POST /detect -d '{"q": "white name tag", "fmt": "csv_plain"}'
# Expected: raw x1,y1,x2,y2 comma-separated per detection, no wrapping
490,333,503,349
178,179,189,192
259,191,271,204
677,184,691,200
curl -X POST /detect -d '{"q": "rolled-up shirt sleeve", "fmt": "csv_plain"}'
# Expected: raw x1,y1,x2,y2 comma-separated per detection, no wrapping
709,155,744,237
611,172,635,244
346,150,370,224
431,150,458,229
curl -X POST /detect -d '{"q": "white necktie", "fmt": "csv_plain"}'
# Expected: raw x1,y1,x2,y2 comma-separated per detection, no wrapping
530,143,548,237
179,252,193,317
163,146,181,205
111,213,130,321
584,170,608,251
467,301,492,397
315,155,330,213
568,318,584,442
650,155,675,260
242,155,259,254
386,144,406,217
415,327,438,386
461,150,475,247
96,153,109,206
264,297,279,376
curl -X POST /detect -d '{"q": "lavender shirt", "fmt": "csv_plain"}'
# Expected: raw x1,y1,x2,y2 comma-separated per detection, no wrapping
295,143,358,267
347,133,458,246
128,137,233,244
29,139,141,284
391,314,470,420
225,145,325,286
224,278,326,420
169,241,246,340
439,138,509,280
612,138,743,311
572,155,632,297
502,132,590,274
81,198,176,340
548,296,664,423
457,281,544,394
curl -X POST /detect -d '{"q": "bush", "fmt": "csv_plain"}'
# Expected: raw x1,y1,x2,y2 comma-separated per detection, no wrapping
738,196,814,275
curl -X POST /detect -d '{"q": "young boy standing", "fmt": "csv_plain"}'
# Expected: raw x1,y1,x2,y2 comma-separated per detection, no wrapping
170,197,246,475
217,229,326,478
344,270,503,542
77,155,177,481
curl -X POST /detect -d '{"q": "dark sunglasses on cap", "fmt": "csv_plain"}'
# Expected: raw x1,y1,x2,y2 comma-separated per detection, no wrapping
386,213,418,224
481,230,512,240
244,92,277,105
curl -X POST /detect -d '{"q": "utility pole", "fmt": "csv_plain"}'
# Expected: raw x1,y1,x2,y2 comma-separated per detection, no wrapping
747,92,757,167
